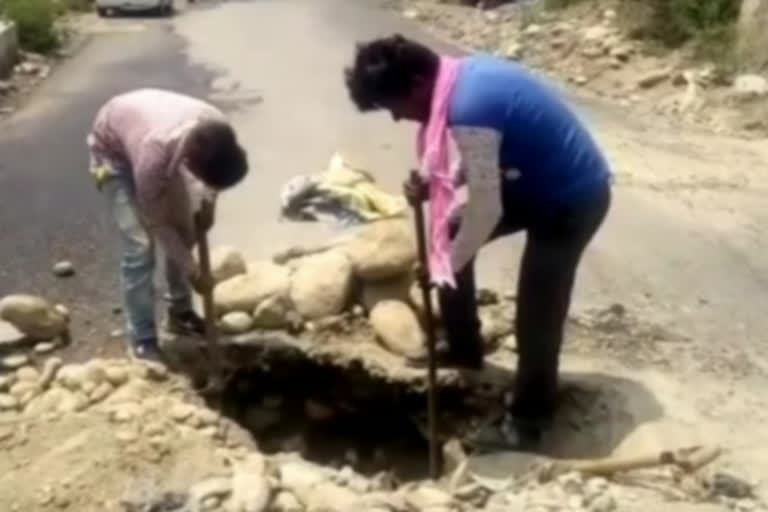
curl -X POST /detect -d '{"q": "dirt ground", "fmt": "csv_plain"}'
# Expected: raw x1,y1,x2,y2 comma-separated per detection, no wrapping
2,0,768,511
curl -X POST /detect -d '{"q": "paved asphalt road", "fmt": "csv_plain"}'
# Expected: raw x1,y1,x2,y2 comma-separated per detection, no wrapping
2,0,768,370
0,9,222,359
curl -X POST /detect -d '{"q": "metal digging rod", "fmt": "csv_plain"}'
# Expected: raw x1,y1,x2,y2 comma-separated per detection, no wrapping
408,169,443,480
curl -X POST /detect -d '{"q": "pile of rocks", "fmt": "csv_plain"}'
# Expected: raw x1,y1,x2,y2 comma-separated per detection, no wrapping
0,356,166,419
0,50,52,116
398,0,768,136
121,445,631,512
0,294,70,371
210,218,516,360
0,353,751,512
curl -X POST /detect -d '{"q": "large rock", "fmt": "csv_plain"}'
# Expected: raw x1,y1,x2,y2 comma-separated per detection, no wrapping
405,485,454,510
342,219,416,281
290,251,353,320
220,311,254,334
0,320,25,348
252,295,293,329
0,294,68,340
209,246,247,284
229,453,271,512
369,300,425,359
731,74,768,101
272,491,302,512
214,262,291,314
189,477,232,510
305,482,361,512
361,274,412,311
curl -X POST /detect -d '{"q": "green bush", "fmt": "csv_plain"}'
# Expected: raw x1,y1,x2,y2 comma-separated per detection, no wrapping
1,0,61,53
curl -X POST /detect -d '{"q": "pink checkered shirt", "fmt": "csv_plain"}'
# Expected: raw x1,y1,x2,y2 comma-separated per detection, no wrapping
88,89,226,275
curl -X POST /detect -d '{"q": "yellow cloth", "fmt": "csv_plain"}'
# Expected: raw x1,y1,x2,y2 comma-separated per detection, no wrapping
316,153,406,220
316,181,406,221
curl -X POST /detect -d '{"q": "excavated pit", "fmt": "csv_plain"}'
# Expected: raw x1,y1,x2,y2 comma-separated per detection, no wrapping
161,309,663,482
163,319,510,481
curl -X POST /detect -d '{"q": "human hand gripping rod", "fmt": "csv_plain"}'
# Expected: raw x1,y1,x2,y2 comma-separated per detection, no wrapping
407,169,443,479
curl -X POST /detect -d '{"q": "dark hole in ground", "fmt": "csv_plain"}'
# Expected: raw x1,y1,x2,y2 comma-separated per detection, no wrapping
200,351,499,482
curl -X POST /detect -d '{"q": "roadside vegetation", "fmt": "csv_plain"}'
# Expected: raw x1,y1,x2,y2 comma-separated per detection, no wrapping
0,0,93,53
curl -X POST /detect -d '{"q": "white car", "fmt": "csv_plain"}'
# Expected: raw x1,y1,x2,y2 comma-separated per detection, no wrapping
96,0,174,17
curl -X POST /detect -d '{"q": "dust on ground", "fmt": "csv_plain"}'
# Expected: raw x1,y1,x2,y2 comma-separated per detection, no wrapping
3,1,768,511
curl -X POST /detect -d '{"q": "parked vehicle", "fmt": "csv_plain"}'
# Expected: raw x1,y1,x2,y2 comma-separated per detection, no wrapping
95,0,173,17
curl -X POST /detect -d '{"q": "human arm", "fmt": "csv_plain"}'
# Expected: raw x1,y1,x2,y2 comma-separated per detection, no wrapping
449,127,504,272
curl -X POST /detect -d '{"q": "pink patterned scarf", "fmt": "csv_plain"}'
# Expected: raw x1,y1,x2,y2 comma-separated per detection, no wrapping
416,56,462,288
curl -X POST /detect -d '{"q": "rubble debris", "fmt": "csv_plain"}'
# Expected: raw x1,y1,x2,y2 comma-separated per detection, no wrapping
731,74,768,101
189,476,232,509
0,393,19,411
33,341,57,354
220,311,255,335
0,80,14,95
54,304,70,320
230,453,271,512
2,353,29,369
0,373,14,391
387,0,768,137
711,472,754,499
479,306,514,345
637,69,671,89
272,490,302,512
52,260,75,278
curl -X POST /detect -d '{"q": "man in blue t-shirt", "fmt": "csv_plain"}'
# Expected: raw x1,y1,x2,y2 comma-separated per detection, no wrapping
344,35,611,448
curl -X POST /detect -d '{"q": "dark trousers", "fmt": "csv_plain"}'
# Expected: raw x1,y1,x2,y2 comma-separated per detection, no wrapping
439,182,611,422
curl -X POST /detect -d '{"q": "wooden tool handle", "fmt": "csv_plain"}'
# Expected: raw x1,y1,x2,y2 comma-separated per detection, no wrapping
543,445,721,480
194,214,219,350
409,169,442,480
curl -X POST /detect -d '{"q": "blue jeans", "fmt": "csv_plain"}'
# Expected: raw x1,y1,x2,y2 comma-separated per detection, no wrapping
101,171,193,343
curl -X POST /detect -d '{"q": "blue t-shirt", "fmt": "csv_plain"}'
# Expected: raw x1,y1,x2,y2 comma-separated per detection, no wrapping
448,55,610,209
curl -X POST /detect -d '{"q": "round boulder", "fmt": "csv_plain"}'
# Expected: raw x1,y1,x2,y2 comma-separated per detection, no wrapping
220,311,255,335
369,300,426,359
342,219,416,282
290,251,353,320
0,294,69,340
214,261,291,314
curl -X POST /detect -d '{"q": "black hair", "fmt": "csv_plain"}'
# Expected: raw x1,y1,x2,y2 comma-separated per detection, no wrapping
344,34,440,111
186,119,248,189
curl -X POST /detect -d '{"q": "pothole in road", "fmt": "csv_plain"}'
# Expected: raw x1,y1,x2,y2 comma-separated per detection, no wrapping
167,334,661,484
206,356,497,482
